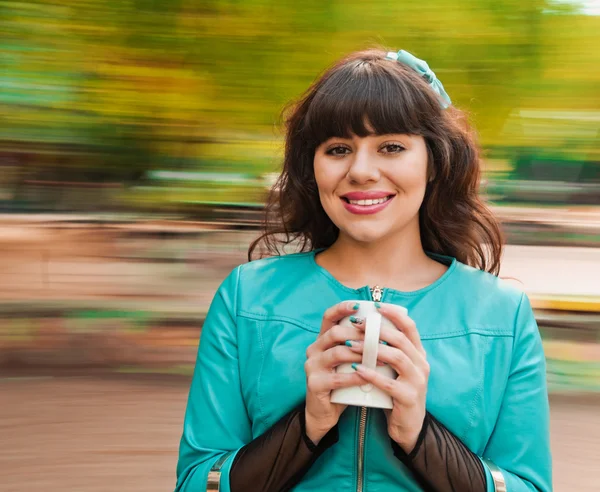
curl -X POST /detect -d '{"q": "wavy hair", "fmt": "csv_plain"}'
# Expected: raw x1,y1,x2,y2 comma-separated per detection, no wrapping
248,48,503,275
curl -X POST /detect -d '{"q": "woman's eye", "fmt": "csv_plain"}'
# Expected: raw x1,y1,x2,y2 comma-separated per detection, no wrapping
380,144,405,154
325,145,351,156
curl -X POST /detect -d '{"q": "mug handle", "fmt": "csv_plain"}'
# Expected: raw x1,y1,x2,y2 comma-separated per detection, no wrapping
360,311,382,392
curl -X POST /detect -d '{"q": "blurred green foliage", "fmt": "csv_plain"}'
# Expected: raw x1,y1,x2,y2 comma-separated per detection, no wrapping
0,0,598,209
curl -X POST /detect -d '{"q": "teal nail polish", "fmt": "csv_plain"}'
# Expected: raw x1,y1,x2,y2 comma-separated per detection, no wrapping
379,340,388,345
345,340,353,347
352,303,360,310
349,315,359,323
374,302,381,309
351,363,359,371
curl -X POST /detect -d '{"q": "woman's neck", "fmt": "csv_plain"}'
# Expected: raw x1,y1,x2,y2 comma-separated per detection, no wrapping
315,229,446,291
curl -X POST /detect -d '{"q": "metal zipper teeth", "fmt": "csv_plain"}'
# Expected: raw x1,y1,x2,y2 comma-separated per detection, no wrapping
356,285,384,492
357,406,368,492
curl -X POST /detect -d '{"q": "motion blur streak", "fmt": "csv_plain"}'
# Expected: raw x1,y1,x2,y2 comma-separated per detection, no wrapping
0,1,598,491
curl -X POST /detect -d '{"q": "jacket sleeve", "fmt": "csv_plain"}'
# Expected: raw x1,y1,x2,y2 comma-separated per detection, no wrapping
390,411,487,492
389,292,552,492
229,402,339,492
174,267,252,492
480,292,552,492
174,267,340,492
390,412,486,492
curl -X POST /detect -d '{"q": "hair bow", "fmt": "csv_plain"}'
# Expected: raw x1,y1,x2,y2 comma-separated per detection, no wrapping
385,50,451,109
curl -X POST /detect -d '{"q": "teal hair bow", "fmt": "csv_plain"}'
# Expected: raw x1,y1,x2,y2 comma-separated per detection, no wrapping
385,50,451,109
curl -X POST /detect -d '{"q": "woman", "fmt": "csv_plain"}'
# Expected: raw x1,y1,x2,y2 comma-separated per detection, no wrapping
174,48,552,492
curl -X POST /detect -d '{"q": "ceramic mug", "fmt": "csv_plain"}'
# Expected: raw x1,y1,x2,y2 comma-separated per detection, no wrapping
330,301,407,409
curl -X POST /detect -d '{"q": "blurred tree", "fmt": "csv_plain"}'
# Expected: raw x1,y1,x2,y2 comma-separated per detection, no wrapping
0,0,598,207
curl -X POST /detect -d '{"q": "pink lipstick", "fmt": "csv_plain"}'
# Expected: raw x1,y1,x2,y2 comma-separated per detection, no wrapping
340,191,395,215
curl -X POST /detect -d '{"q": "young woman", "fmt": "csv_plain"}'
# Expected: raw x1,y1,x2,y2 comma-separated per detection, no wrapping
175,48,552,492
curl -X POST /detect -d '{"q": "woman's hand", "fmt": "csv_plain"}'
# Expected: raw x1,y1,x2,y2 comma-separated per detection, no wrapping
304,301,367,445
347,304,430,453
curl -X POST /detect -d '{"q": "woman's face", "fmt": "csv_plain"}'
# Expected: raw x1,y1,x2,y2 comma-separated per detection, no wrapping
313,132,429,245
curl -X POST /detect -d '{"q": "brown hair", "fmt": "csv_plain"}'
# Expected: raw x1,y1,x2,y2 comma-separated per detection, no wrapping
248,48,503,275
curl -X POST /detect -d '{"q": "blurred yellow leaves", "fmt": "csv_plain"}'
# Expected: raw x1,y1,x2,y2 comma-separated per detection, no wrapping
79,58,211,123
1,0,598,205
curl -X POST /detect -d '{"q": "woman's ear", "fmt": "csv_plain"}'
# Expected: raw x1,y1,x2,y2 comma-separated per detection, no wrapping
427,167,437,183
425,144,437,183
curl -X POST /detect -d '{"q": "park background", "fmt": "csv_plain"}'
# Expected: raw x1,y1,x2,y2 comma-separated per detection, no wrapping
1,1,599,490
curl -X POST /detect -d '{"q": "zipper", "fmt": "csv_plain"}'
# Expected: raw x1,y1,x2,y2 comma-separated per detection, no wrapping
370,285,383,303
356,285,384,492
356,406,368,492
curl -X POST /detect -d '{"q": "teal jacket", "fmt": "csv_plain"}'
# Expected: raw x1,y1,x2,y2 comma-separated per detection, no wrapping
175,251,552,491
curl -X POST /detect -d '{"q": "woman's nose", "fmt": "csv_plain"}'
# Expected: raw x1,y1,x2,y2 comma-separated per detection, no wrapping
346,150,380,184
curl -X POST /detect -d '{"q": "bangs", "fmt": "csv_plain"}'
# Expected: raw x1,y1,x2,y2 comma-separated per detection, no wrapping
303,60,430,146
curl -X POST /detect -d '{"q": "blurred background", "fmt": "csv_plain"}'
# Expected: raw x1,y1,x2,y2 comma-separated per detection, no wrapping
1,0,598,490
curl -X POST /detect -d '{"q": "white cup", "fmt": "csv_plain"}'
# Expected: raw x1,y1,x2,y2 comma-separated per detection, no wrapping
330,301,407,409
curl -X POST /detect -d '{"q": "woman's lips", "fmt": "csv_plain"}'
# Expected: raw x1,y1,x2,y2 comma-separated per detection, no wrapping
341,195,395,215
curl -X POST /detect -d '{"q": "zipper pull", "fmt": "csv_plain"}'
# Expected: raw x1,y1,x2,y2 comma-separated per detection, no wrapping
370,285,383,302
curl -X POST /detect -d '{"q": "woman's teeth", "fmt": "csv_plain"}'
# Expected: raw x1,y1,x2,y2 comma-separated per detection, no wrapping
347,196,391,206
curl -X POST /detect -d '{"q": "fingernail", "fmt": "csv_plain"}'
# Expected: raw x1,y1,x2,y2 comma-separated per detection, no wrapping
379,340,388,345
351,363,359,371
352,303,360,310
349,316,363,324
374,302,381,309
345,340,353,347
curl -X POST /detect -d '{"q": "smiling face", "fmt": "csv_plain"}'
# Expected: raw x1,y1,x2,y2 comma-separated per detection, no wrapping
313,131,430,245
250,51,500,273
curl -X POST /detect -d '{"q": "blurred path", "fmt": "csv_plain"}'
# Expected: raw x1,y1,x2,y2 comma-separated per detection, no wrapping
1,221,599,302
501,245,600,297
1,376,598,492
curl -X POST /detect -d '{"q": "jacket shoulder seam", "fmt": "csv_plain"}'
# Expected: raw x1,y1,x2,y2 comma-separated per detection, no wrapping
255,317,269,429
462,342,487,442
233,265,241,321
421,329,513,340
510,292,527,367
238,311,319,333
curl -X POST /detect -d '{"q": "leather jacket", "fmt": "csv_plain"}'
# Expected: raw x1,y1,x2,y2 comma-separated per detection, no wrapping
175,250,552,491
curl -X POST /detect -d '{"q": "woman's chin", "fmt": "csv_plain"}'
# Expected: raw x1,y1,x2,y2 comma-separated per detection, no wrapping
340,226,394,245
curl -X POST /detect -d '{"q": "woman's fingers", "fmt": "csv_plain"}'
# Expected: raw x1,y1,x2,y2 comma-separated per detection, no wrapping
318,344,363,369
352,309,427,371
320,301,359,334
374,344,425,381
375,304,425,355
347,341,422,375
379,326,427,370
311,321,364,355
351,364,416,405
346,340,387,366
307,370,368,394
351,323,424,366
